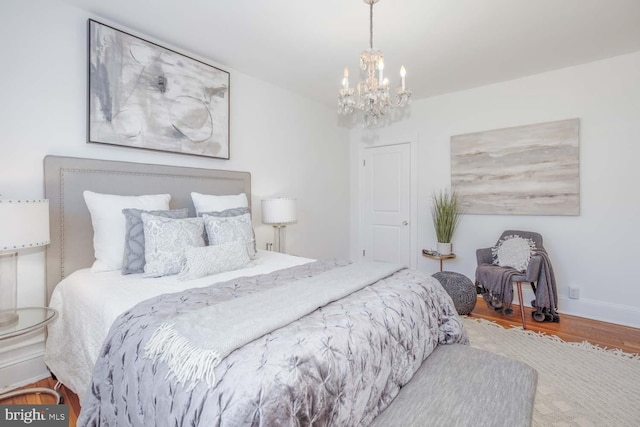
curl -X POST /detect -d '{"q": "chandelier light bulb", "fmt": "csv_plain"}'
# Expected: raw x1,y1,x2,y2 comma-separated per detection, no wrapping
400,65,406,90
343,67,350,89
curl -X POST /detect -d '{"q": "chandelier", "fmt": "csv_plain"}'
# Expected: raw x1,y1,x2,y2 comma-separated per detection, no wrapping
338,0,411,126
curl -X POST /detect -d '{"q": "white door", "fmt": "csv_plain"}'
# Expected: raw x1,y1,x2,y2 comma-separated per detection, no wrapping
362,143,411,265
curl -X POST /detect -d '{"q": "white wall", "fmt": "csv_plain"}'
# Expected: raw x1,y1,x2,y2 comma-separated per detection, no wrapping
0,0,350,390
351,51,640,328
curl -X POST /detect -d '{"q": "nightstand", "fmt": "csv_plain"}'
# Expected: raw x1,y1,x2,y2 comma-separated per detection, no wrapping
0,307,61,404
422,250,456,272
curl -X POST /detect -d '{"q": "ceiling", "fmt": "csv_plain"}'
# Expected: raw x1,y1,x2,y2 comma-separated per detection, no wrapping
60,0,640,107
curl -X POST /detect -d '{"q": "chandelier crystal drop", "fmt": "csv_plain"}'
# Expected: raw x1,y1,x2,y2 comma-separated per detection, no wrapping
338,0,411,127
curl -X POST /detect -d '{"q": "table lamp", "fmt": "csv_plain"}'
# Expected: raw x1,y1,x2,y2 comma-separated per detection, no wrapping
0,198,50,327
261,198,297,253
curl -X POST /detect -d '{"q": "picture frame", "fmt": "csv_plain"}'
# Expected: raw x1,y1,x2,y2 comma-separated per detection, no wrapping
88,19,230,159
451,118,580,216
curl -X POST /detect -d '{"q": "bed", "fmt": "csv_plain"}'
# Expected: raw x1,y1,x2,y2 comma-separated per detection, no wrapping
43,155,467,426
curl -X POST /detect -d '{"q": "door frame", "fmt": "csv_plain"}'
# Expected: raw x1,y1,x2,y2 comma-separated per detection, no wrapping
351,135,418,269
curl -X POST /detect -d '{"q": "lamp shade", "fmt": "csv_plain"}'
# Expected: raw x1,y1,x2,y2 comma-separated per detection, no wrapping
261,198,297,225
0,199,50,251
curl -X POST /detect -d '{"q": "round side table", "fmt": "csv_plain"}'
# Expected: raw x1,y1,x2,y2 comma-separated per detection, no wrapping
0,307,62,404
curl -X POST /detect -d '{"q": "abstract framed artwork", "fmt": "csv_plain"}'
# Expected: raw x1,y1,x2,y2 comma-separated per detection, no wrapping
88,20,230,159
451,118,580,215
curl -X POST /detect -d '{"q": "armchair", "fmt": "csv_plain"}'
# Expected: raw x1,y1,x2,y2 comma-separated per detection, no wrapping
475,230,558,329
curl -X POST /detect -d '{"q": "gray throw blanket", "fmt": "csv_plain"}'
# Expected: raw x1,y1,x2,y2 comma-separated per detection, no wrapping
531,250,559,319
144,262,404,389
476,266,520,311
476,249,559,320
79,259,467,426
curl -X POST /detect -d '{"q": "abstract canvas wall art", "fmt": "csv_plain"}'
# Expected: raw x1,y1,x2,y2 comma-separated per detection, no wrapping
88,20,230,159
451,118,580,215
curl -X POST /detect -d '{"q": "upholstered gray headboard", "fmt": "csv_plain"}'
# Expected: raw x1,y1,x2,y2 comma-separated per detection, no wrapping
43,155,251,303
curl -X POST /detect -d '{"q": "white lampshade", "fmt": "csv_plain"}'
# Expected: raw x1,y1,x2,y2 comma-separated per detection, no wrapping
0,199,50,251
261,198,297,225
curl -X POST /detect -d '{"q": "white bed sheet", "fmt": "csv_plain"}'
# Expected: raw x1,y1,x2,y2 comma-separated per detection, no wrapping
44,250,314,397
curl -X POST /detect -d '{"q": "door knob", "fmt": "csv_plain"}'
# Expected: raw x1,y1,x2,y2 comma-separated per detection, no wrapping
402,221,409,226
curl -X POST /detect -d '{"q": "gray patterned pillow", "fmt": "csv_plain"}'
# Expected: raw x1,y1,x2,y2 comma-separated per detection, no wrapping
202,213,257,259
142,214,205,278
200,207,256,254
198,207,249,217
178,241,250,280
122,208,189,275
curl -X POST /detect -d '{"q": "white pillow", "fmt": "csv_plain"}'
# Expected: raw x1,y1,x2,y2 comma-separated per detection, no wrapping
83,191,171,272
179,241,250,280
142,214,205,278
191,192,248,216
492,235,536,272
202,213,257,259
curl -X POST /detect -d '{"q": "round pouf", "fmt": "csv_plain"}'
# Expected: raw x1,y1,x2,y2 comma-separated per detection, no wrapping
432,271,477,315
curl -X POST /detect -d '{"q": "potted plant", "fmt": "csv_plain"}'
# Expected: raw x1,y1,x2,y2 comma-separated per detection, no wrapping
431,189,462,255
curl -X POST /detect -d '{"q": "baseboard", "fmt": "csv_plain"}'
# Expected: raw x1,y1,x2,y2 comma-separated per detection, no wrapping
0,336,50,393
514,288,640,329
556,296,640,329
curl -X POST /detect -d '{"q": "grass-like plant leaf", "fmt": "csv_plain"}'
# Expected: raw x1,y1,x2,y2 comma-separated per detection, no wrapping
431,189,462,243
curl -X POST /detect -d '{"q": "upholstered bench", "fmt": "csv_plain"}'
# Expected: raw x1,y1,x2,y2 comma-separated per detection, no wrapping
371,344,537,427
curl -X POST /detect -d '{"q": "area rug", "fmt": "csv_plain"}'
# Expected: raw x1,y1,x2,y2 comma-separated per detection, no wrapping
463,317,640,426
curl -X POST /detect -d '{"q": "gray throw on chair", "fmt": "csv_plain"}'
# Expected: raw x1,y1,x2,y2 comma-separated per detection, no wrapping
475,230,560,323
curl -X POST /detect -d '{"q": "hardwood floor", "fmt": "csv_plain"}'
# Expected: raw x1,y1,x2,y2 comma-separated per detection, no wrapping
2,298,638,426
469,296,640,354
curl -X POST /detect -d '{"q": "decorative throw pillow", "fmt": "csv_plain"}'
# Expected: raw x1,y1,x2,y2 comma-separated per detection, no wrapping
121,208,189,275
198,207,250,218
202,213,257,259
178,241,250,280
492,235,536,272
142,214,205,278
191,192,248,216
83,191,171,272
199,207,257,254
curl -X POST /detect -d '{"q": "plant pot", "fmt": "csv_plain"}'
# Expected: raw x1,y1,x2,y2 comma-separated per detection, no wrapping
437,242,452,256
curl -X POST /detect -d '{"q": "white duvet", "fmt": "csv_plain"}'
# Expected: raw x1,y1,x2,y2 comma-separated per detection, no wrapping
44,250,313,398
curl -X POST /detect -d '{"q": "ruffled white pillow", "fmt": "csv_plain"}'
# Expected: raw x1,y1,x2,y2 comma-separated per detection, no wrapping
492,235,536,272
